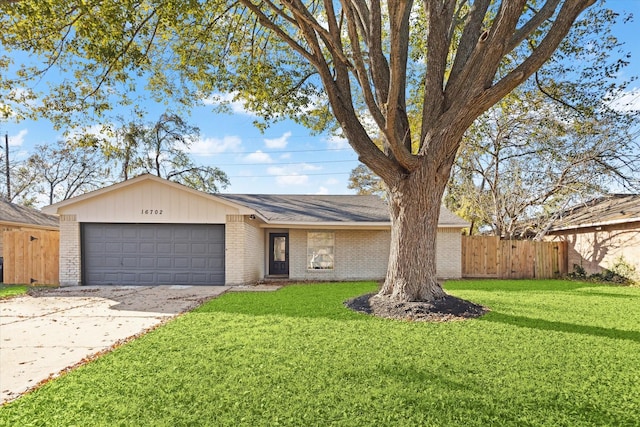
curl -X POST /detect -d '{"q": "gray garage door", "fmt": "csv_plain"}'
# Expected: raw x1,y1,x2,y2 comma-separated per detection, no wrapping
82,223,225,286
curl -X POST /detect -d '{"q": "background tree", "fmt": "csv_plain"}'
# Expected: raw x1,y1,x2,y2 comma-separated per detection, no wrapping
348,164,386,198
0,0,599,302
93,113,230,193
2,163,39,206
0,141,39,206
445,93,640,239
25,141,108,205
444,6,639,239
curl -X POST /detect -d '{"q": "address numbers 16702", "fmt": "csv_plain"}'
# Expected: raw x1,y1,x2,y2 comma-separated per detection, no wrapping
141,209,164,215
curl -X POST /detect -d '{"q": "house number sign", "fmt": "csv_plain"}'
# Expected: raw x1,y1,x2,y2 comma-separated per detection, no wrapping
141,209,164,215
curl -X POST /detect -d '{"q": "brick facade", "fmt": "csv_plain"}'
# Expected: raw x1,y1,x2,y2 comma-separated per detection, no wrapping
287,229,391,282
225,215,264,285
59,215,81,287
284,227,463,282
436,228,464,279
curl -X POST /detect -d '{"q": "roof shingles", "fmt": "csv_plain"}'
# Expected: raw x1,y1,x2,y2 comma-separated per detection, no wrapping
218,194,468,227
0,200,59,228
551,194,640,230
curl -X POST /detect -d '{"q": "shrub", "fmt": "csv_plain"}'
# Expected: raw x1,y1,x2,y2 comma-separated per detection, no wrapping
567,258,638,286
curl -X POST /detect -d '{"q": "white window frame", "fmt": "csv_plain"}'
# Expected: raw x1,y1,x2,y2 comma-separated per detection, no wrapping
307,232,335,270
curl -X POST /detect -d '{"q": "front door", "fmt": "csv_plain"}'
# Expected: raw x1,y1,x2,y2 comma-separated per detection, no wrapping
269,233,289,276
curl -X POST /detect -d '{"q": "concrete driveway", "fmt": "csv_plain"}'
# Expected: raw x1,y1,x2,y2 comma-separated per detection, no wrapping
0,285,231,405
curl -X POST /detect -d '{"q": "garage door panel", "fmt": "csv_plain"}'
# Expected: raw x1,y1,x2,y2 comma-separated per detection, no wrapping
175,243,189,253
105,242,122,253
122,242,138,253
139,228,156,239
174,257,189,268
105,257,122,267
139,242,155,253
122,258,138,268
83,224,225,286
157,228,173,239
157,257,172,268
174,273,190,282
191,258,206,269
105,228,123,238
157,243,171,253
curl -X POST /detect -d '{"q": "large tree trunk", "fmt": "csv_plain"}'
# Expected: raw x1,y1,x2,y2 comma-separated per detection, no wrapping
378,161,450,302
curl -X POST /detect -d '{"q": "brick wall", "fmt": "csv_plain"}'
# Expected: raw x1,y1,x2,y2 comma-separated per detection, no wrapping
436,228,463,279
287,228,463,282
225,215,264,285
288,229,391,282
59,215,81,286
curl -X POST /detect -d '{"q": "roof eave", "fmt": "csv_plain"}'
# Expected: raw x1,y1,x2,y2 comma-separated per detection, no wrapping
259,221,391,230
549,216,640,232
0,220,59,230
42,174,257,216
259,220,469,229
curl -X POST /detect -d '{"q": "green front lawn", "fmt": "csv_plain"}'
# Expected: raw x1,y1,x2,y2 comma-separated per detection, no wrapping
2,280,639,426
0,285,28,299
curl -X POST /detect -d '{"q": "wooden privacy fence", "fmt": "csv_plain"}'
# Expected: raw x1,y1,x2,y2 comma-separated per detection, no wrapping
461,236,568,279
3,230,59,285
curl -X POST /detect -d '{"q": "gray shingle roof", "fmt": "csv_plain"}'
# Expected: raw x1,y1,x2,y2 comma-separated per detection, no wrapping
218,194,468,226
0,199,59,228
218,194,389,222
550,194,640,230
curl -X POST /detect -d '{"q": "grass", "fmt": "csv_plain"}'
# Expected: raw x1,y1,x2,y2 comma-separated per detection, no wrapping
0,285,28,299
1,280,639,426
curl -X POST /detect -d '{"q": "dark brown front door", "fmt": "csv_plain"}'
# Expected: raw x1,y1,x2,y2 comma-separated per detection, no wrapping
269,233,289,276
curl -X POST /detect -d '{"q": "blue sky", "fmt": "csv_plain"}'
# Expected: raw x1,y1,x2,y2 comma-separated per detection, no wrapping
1,2,639,196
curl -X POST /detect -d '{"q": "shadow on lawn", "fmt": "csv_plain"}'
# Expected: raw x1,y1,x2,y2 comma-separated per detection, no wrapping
481,312,640,343
444,280,595,293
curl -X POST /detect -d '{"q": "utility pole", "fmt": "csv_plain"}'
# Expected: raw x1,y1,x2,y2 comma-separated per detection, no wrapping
5,133,10,201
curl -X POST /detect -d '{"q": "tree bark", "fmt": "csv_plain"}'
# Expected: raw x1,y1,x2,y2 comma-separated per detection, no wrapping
378,159,451,301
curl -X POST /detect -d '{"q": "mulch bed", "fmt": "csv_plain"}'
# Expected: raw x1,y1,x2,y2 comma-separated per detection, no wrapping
345,292,489,322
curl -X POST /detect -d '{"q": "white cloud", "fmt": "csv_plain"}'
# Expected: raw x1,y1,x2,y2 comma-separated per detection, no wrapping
190,135,242,156
267,165,312,186
8,129,28,147
264,131,291,149
325,178,340,185
315,186,329,195
301,163,322,171
325,134,350,150
244,150,272,163
267,166,288,176
609,88,640,112
276,174,309,186
202,92,257,116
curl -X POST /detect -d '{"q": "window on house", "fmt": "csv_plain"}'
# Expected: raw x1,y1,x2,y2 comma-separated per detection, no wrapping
307,232,334,270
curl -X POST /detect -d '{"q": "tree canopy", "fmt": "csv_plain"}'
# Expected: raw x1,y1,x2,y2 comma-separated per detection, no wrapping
0,0,601,302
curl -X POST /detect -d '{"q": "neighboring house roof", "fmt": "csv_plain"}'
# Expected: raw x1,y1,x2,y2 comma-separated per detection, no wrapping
219,194,469,227
549,194,640,232
0,199,59,229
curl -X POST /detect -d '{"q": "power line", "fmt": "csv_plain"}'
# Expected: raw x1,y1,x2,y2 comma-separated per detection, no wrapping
229,171,352,178
193,147,354,156
215,159,357,166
